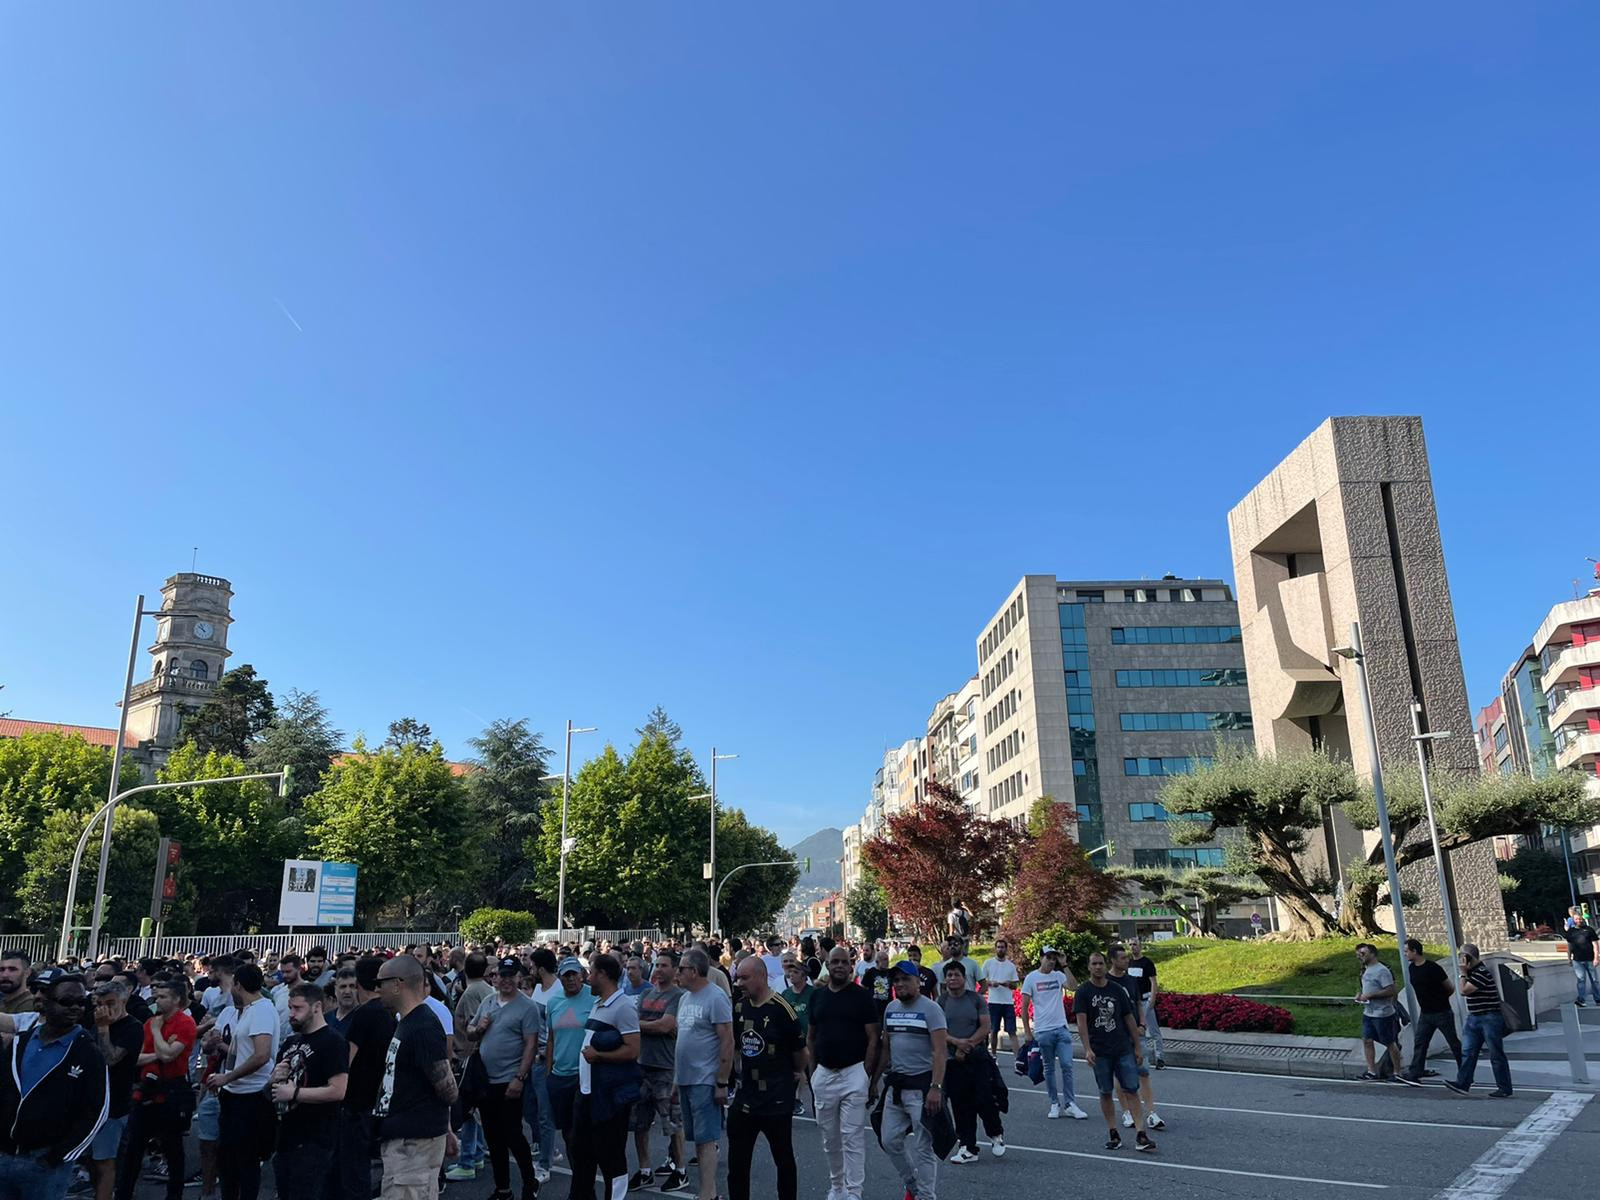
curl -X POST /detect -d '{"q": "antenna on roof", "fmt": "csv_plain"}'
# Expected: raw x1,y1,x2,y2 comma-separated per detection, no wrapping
192,547,198,572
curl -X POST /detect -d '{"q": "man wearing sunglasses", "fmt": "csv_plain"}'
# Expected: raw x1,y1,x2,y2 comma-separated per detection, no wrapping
0,967,111,1200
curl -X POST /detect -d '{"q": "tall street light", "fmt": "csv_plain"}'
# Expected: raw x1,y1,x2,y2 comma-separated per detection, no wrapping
555,721,597,936
709,749,738,936
90,596,214,955
1332,621,1416,1020
1410,701,1466,1022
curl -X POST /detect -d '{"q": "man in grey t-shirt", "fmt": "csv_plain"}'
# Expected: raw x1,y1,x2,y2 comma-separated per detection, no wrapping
873,963,948,1200
1354,943,1407,1082
632,958,688,1191
675,948,734,1200
463,957,542,1192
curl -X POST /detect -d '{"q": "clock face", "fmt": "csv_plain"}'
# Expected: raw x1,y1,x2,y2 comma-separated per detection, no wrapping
193,621,214,641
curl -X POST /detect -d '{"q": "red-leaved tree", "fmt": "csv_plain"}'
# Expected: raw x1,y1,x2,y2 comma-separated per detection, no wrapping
862,780,1026,939
1003,797,1119,937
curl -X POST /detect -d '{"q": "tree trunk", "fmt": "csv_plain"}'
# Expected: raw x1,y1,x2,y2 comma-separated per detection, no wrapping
1341,878,1385,937
1250,836,1342,939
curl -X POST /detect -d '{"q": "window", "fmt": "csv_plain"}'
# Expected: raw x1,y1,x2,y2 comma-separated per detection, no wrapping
1111,625,1242,644
1120,712,1253,732
1077,590,1104,603
1493,726,1509,753
1129,802,1168,821
1124,756,1213,776
190,660,209,680
1133,847,1225,869
1116,668,1247,688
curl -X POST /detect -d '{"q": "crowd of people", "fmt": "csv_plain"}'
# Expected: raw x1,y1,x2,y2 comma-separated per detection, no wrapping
0,918,1532,1200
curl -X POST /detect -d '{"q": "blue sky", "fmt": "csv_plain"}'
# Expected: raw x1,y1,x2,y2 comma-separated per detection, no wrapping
3,5,1596,846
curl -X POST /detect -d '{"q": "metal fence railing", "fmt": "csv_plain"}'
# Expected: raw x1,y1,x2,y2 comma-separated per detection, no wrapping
0,935,54,964
103,928,667,962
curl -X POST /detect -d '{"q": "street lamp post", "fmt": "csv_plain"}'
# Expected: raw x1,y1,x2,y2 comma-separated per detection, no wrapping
1410,701,1466,1022
714,858,807,938
709,749,737,935
1333,621,1417,1021
61,770,286,961
555,721,597,937
89,596,217,956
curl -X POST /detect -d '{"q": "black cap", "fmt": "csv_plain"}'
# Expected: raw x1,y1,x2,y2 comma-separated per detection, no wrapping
497,956,524,975
34,966,86,996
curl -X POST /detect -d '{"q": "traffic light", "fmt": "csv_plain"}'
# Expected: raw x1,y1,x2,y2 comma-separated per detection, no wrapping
279,765,294,798
150,837,182,922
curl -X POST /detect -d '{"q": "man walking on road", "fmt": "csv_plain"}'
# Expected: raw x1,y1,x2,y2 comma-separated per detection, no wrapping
1126,938,1164,1069
727,957,804,1200
1401,939,1461,1083
1443,944,1513,1099
807,946,878,1200
873,962,947,1200
1354,943,1414,1084
980,939,1020,1056
1107,947,1165,1130
1562,915,1599,1008
1072,953,1153,1154
1021,946,1086,1120
674,948,733,1200
938,962,1004,1164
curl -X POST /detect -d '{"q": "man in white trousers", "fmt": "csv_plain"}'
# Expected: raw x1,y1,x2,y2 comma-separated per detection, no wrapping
806,947,879,1200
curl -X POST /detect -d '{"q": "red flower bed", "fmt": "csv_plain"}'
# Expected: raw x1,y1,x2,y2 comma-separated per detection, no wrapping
1153,991,1293,1034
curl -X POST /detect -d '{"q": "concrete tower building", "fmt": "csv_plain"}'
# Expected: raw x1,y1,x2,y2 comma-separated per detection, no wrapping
123,573,234,768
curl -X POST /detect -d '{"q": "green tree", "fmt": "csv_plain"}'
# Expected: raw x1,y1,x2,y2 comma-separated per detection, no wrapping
1341,766,1594,936
384,718,435,751
458,907,539,944
1160,744,1360,938
713,807,800,937
143,743,304,932
1106,865,1263,937
846,862,889,943
1499,847,1573,930
180,665,277,757
306,740,479,928
250,690,342,804
636,706,684,744
0,730,140,914
465,718,553,910
18,806,163,937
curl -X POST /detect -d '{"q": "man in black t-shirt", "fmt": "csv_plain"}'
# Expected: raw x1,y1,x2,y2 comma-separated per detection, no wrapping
269,983,348,1196
1126,938,1164,1068
335,956,398,1200
728,956,806,1200
1401,939,1461,1082
91,978,146,1200
860,950,893,1019
1563,917,1599,1007
809,947,878,1200
1072,952,1153,1153
374,954,458,1197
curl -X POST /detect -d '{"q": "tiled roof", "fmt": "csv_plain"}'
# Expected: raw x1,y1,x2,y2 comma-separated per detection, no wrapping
0,718,140,749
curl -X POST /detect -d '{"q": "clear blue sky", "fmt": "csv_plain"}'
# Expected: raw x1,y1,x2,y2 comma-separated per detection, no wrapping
3,5,1595,846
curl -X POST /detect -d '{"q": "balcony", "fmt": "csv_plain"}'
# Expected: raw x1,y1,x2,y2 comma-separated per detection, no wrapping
127,674,219,704
1548,684,1600,733
1540,640,1600,692
1568,822,1600,855
1555,729,1600,771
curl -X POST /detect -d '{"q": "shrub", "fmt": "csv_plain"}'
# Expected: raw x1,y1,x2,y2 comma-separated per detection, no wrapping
1154,991,1294,1034
459,907,538,945
1016,925,1106,978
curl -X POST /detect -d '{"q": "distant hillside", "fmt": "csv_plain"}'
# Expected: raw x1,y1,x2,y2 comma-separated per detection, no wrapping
789,827,843,892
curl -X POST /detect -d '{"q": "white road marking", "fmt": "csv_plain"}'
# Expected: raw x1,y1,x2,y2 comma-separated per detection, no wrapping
975,1138,1388,1189
1007,1086,1500,1131
1163,1063,1566,1094
1432,1090,1591,1200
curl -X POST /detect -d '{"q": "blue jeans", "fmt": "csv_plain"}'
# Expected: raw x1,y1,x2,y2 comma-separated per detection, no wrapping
1573,961,1599,1004
525,1062,557,1166
0,1151,75,1200
458,1113,485,1165
1456,1012,1513,1095
1035,1026,1076,1107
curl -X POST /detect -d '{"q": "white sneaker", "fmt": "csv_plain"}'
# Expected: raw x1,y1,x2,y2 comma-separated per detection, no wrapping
1064,1102,1088,1120
533,1165,551,1184
1147,1112,1166,1130
1047,1103,1061,1119
949,1147,979,1164
991,1136,1007,1157
1121,1109,1135,1128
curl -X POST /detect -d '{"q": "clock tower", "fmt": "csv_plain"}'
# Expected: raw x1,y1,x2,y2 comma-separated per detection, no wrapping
124,573,235,767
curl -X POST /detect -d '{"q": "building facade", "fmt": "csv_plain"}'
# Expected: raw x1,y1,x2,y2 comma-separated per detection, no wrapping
123,573,235,770
1474,697,1513,775
973,575,1250,870
1524,591,1600,900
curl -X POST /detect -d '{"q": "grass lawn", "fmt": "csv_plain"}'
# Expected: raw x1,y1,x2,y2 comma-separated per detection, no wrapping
969,935,1446,1039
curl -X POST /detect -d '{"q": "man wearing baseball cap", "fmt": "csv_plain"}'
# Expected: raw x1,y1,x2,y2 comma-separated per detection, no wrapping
0,967,109,1199
463,957,541,1200
543,957,595,1172
872,961,947,1200
1021,946,1086,1120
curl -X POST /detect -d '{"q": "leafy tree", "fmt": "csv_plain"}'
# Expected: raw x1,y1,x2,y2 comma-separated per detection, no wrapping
713,806,800,937
1004,797,1120,938
458,907,539,945
0,730,141,913
636,706,684,744
1106,866,1263,937
250,690,342,804
1498,847,1574,930
1019,925,1105,977
18,806,163,937
862,780,1026,939
143,744,304,933
1341,766,1594,935
846,862,889,943
384,717,435,751
1160,744,1360,938
465,719,552,909
180,665,277,757
306,740,479,928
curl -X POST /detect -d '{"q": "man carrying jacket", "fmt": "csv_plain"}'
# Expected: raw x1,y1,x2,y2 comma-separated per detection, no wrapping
0,967,110,1200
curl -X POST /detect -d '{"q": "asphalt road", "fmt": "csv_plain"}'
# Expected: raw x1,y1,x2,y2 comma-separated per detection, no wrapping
127,1064,1598,1200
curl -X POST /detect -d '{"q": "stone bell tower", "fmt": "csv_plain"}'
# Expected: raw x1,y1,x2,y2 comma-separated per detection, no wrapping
124,573,234,769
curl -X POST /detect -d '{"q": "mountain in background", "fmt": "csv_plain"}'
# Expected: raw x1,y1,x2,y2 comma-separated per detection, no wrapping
789,827,843,892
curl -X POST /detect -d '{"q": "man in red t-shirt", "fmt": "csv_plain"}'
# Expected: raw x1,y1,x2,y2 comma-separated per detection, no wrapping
115,979,198,1200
